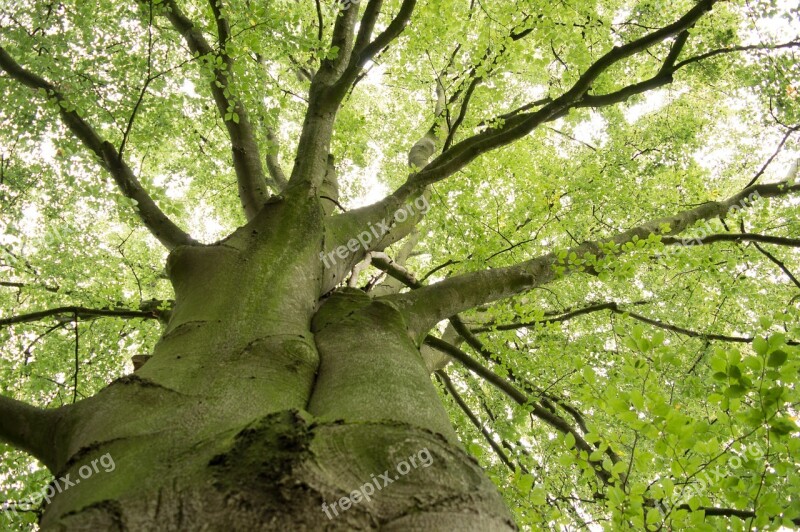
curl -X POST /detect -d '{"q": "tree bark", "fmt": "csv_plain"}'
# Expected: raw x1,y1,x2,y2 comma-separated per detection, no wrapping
25,192,513,531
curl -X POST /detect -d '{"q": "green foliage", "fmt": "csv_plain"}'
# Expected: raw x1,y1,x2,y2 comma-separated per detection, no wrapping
2,0,800,530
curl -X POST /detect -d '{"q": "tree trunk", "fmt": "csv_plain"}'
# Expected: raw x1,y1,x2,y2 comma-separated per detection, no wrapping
37,196,514,530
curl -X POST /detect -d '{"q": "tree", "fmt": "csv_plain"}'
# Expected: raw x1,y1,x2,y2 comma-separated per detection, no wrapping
1,0,799,529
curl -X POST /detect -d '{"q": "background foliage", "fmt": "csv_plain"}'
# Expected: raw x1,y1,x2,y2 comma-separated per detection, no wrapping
1,0,799,529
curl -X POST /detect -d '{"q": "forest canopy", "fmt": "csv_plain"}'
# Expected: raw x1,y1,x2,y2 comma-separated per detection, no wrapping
1,0,800,529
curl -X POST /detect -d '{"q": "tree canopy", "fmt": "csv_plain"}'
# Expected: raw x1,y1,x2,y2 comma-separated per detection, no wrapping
1,0,800,529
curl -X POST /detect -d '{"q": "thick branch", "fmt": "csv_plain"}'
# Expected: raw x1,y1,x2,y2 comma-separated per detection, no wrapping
369,240,793,345
353,0,384,53
388,181,800,335
371,247,733,358
287,0,417,191
577,39,800,109
0,46,194,250
162,0,268,219
0,395,63,472
330,0,417,102
264,126,288,190
314,1,362,85
390,8,795,196
407,0,718,187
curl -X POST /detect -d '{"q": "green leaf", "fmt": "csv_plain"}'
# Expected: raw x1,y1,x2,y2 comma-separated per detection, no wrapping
753,336,769,356
516,474,534,492
725,384,747,398
767,350,788,368
646,508,661,525
468,443,483,456
611,461,628,475
530,487,547,505
769,418,798,437
768,333,786,350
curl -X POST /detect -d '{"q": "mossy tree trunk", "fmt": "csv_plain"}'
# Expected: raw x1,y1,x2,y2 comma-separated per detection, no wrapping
3,0,797,529
21,191,513,530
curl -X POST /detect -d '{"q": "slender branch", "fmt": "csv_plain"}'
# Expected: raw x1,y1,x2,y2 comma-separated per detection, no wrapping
120,0,155,158
752,242,800,290
0,46,194,250
0,306,160,328
745,125,799,187
481,98,552,127
473,301,642,333
546,126,598,151
315,0,324,43
442,22,539,152
479,301,798,345
425,335,615,487
579,40,800,110
436,370,516,472
370,230,420,296
72,316,79,404
448,316,595,436
674,505,800,526
442,75,480,152
673,40,800,71
622,309,799,345
662,233,800,247
374,232,768,400
371,252,422,288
